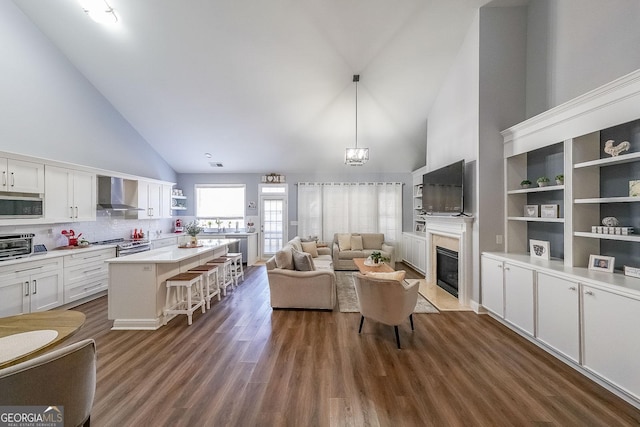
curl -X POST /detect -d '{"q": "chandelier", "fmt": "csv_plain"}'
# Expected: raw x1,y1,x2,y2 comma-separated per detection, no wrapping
345,75,369,166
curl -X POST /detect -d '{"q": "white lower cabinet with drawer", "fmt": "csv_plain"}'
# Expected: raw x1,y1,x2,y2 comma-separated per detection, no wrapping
63,248,115,304
0,258,64,317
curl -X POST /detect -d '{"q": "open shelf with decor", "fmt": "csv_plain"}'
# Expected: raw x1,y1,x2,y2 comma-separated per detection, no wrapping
485,70,640,408
505,141,565,258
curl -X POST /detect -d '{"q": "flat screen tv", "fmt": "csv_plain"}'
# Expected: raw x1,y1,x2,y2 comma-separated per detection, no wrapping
422,160,464,215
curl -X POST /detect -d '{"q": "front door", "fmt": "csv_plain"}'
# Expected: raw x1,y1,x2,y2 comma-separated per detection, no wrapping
259,184,288,259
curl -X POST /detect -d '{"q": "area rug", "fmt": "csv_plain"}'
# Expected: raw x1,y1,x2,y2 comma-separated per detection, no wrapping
335,272,439,313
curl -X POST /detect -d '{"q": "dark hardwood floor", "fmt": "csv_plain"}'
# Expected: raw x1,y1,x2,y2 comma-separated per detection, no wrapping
63,263,640,426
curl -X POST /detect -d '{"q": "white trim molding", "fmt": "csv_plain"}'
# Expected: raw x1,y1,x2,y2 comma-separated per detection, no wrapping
502,69,640,157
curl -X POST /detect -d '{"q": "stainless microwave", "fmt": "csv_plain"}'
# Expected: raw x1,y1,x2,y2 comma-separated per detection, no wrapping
0,194,44,218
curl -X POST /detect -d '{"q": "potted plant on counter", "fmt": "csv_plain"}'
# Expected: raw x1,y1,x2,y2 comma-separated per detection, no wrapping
185,220,203,245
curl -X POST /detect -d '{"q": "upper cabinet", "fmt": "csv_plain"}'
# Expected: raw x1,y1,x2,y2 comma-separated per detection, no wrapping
44,166,96,223
129,180,173,219
0,158,44,194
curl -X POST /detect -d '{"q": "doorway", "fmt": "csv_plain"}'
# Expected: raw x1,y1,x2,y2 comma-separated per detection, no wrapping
259,184,288,259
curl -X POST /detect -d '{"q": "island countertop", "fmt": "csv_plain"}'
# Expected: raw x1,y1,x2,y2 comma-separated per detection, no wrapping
105,238,238,264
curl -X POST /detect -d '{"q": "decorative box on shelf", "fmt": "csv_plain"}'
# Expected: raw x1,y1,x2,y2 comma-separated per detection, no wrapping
591,226,634,235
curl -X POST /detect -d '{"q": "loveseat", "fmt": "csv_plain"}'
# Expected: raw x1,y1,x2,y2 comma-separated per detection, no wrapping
332,233,395,270
266,236,336,310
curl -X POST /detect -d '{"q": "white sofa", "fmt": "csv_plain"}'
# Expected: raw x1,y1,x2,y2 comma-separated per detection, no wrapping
332,233,395,271
265,236,336,310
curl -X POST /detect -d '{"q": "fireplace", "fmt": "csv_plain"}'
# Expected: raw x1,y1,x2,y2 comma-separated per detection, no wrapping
436,246,458,297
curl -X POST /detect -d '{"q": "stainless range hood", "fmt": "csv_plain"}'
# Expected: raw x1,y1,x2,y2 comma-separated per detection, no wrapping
97,176,142,211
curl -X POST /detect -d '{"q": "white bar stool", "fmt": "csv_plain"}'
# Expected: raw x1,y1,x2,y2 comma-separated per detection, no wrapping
226,252,244,285
208,258,234,295
188,264,220,310
163,272,205,326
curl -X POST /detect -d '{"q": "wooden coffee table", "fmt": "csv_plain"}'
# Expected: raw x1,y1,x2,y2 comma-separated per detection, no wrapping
0,310,86,368
353,258,394,274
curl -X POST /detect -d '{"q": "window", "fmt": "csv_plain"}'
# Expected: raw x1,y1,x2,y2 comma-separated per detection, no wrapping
195,185,245,224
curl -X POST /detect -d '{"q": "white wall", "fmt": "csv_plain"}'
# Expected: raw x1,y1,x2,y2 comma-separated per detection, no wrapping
0,1,176,182
426,15,479,173
526,0,640,116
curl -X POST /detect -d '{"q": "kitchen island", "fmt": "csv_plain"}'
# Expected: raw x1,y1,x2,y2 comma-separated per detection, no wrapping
106,238,237,330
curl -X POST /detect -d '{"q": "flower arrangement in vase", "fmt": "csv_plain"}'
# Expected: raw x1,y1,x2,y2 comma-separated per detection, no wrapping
184,220,203,244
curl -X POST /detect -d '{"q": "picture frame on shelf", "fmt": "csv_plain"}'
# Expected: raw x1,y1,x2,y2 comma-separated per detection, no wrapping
524,205,539,218
589,255,615,273
630,180,640,197
415,223,425,233
540,204,559,218
529,239,550,260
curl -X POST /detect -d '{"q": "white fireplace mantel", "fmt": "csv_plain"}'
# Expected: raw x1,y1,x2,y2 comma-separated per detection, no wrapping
424,216,474,308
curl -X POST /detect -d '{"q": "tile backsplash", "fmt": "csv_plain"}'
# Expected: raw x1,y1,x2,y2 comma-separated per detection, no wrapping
0,211,176,249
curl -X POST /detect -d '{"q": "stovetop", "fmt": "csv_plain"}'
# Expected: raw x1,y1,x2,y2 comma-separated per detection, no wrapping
92,238,150,248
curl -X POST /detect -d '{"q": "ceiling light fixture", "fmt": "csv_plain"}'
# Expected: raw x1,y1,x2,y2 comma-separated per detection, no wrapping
345,74,369,166
204,152,212,158
79,0,118,25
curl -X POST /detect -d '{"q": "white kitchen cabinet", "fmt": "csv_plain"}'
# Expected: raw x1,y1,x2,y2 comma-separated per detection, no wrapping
44,166,96,222
0,158,44,194
401,232,426,274
161,184,173,218
481,255,504,317
63,247,115,304
135,181,162,219
0,258,63,317
536,272,580,362
582,285,640,400
503,263,535,336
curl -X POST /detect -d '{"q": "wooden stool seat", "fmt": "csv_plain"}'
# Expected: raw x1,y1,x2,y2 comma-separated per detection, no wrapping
164,272,205,326
188,264,220,309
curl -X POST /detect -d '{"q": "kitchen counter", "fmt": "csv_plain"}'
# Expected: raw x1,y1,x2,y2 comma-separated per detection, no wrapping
107,238,236,330
0,244,117,267
105,238,237,264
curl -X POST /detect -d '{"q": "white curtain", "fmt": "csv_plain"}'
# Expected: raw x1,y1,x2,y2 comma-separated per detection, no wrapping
297,182,403,244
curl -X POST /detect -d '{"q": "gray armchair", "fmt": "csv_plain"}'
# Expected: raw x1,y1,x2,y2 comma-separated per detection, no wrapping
353,273,419,348
0,339,97,427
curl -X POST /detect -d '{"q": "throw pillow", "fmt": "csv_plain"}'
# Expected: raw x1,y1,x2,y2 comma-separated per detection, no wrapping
301,241,319,258
275,247,294,270
292,248,316,271
366,270,406,281
337,233,352,251
350,235,364,251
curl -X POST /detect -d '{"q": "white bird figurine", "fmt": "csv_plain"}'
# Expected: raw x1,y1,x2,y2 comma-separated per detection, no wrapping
604,139,630,157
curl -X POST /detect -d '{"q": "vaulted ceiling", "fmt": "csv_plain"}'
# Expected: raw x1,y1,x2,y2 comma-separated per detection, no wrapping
13,0,496,174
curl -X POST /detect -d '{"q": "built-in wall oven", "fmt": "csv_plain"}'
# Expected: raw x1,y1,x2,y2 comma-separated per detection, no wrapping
0,233,35,260
0,195,43,218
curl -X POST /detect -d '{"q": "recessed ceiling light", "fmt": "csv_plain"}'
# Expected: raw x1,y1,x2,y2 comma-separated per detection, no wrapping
204,153,212,158
209,162,224,168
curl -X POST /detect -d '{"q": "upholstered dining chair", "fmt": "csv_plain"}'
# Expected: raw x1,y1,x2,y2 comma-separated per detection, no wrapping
353,273,419,349
0,339,97,427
